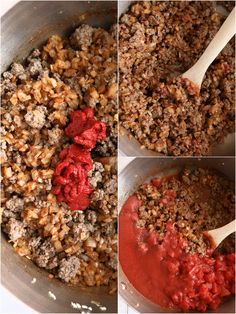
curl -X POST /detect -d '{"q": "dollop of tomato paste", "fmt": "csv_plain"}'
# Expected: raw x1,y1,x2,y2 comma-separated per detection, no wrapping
119,195,235,312
65,107,106,149
52,107,106,211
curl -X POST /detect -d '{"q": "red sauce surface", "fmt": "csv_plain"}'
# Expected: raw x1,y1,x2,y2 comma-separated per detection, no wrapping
52,107,106,210
119,195,235,312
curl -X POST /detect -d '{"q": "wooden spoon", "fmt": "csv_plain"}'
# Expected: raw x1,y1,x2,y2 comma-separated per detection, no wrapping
182,7,235,88
204,219,236,250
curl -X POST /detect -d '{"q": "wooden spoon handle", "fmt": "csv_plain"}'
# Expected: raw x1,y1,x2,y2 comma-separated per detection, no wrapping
183,7,235,87
207,219,236,248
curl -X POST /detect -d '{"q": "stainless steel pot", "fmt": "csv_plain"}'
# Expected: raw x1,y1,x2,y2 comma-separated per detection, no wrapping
1,1,117,313
118,0,235,157
119,157,235,313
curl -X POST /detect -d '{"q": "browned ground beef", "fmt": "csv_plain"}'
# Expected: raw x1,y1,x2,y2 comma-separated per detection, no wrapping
135,168,235,255
0,25,117,293
148,77,207,155
119,1,235,156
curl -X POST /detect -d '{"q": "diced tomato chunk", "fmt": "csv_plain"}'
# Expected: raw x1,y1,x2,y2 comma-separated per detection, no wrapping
151,178,162,187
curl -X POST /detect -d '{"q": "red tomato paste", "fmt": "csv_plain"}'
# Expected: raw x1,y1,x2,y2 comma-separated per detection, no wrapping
52,107,106,211
119,195,235,312
65,107,106,149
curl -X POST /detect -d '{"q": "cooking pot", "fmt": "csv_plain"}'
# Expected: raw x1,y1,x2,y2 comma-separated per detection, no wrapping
119,157,235,313
1,1,117,313
118,0,235,157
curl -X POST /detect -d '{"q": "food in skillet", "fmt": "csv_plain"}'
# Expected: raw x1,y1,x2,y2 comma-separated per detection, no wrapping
119,1,235,156
120,167,235,311
1,24,117,293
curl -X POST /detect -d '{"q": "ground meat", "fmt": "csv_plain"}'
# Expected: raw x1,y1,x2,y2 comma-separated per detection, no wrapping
24,106,46,129
27,48,41,61
47,256,58,269
119,1,235,156
70,24,94,48
28,59,43,77
58,256,80,282
47,127,63,145
0,72,16,95
91,189,104,202
104,176,117,194
86,210,97,224
2,71,13,80
5,196,24,213
73,222,92,241
135,168,235,255
28,236,42,253
107,253,117,270
102,222,116,237
34,239,56,268
90,172,103,186
147,77,210,155
5,218,26,241
10,63,26,80
88,161,104,188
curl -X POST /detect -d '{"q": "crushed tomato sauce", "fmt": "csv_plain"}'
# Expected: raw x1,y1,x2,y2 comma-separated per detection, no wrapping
52,107,106,210
119,194,235,312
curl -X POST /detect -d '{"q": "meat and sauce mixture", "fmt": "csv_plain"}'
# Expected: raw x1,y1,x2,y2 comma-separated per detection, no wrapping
119,168,235,312
119,1,235,156
0,24,117,293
